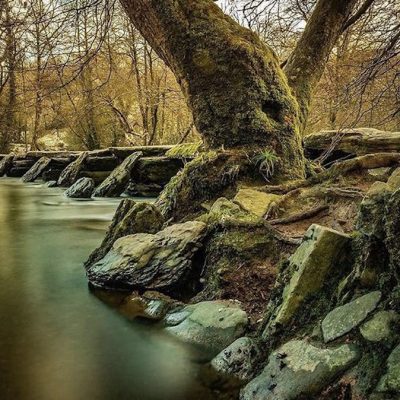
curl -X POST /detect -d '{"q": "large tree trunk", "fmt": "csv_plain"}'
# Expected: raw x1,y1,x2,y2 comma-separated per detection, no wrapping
120,0,305,180
284,0,358,130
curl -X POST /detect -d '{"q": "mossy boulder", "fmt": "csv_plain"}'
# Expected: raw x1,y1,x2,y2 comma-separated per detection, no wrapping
165,142,203,159
86,221,207,295
165,301,248,355
241,340,360,400
322,291,382,343
233,188,281,218
86,199,164,267
265,224,351,332
360,311,400,343
375,344,400,393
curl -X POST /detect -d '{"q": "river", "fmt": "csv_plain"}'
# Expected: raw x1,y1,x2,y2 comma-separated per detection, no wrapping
0,179,213,400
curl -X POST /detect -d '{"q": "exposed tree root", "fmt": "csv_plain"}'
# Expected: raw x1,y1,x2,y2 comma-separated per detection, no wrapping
268,204,330,225
263,152,400,195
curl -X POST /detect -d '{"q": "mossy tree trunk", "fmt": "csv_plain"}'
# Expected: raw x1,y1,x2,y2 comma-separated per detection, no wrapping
119,0,360,218
284,0,358,130
120,0,305,180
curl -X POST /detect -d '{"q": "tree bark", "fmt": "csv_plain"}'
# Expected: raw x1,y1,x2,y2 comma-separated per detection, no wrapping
284,0,358,130
120,0,305,179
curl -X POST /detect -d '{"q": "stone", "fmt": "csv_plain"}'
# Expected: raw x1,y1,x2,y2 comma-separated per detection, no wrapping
21,157,52,182
376,344,400,393
0,154,14,176
272,224,351,327
86,221,207,293
205,197,261,224
360,311,400,343
240,340,360,400
211,337,261,381
65,177,95,198
57,152,88,187
322,291,382,343
233,188,280,218
85,200,164,267
165,301,248,355
46,180,57,188
93,151,142,197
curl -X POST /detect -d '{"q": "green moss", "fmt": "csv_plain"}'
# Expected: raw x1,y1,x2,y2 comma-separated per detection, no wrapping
165,142,203,159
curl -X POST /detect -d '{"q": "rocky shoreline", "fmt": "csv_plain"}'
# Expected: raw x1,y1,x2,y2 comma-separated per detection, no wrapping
2,130,400,399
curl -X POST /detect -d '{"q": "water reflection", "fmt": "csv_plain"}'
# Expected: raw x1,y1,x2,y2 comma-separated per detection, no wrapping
0,179,213,400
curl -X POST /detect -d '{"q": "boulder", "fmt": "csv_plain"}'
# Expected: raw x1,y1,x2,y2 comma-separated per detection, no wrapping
241,340,360,400
57,152,88,187
85,200,164,267
65,177,95,199
86,221,207,293
322,291,382,343
269,224,351,329
93,151,142,197
21,157,52,182
233,188,280,218
0,154,14,176
211,337,261,381
165,301,248,355
376,344,400,393
360,311,400,343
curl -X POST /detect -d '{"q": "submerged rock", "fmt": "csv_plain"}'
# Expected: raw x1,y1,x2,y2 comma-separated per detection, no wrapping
57,152,88,187
87,221,207,293
267,224,351,330
21,156,51,182
376,344,400,393
0,154,14,176
360,310,400,343
233,188,280,218
85,199,164,267
93,151,142,197
165,301,248,355
211,337,261,381
65,177,95,198
322,291,382,343
241,340,360,400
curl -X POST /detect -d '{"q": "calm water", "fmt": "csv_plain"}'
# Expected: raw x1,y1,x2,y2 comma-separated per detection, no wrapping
0,179,213,400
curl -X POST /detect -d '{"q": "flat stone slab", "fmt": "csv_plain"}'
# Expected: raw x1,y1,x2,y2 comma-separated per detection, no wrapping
273,224,350,327
0,154,14,176
234,188,280,218
241,339,359,400
165,301,248,355
376,344,400,393
322,291,382,343
57,151,88,187
65,177,95,199
93,151,142,197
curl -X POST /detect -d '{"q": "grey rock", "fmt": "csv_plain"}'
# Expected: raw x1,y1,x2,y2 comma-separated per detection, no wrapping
376,344,400,393
46,180,57,188
85,199,164,267
21,157,51,182
57,152,88,187
241,340,360,400
93,151,142,197
322,291,382,343
360,311,400,343
165,301,248,355
0,154,14,176
87,221,207,292
269,224,351,329
65,177,95,198
211,337,261,381
124,182,163,197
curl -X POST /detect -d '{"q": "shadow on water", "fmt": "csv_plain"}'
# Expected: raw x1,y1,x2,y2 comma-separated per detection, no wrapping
0,179,215,400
